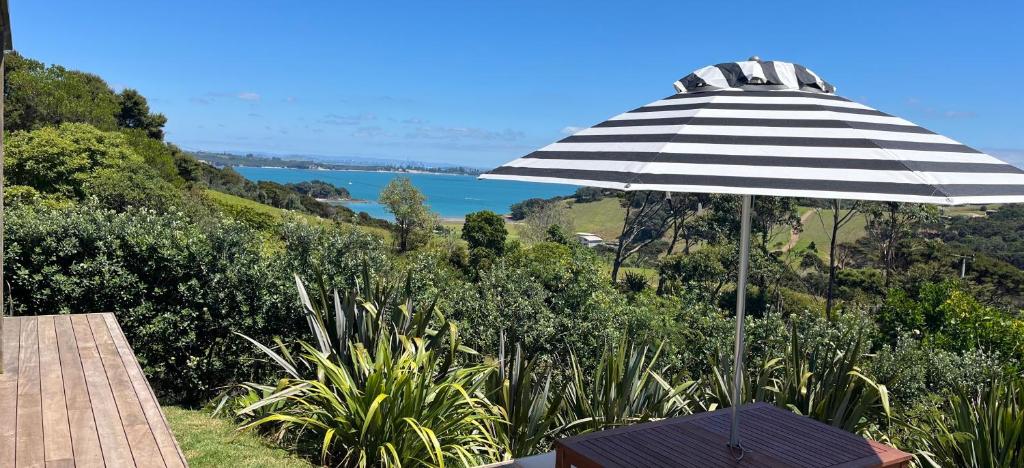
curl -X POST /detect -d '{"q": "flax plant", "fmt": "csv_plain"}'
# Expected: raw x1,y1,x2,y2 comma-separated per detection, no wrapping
233,274,503,466
561,338,700,435
705,323,890,434
240,335,502,467
486,333,562,458
771,325,891,434
911,377,1024,468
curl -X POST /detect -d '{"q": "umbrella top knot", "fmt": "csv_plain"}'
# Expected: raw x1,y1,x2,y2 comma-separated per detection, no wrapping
674,60,836,94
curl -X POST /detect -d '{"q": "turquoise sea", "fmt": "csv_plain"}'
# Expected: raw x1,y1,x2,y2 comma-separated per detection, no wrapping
235,167,576,220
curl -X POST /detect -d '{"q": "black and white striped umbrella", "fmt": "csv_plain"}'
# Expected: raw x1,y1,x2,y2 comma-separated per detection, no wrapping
481,58,1024,455
481,59,1024,205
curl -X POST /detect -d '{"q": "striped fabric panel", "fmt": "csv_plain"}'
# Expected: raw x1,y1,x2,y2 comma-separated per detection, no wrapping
481,88,1024,205
673,60,836,93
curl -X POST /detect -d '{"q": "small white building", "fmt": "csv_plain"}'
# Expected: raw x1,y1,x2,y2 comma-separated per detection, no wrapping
575,232,603,248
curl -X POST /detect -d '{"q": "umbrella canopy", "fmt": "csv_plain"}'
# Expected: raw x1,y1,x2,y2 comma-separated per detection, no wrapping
480,58,1024,456
481,59,1024,205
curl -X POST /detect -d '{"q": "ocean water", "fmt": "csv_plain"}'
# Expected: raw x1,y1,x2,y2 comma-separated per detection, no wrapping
235,167,576,220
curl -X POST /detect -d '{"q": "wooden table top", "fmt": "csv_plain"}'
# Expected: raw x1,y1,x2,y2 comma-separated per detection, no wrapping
555,403,912,468
1,314,187,467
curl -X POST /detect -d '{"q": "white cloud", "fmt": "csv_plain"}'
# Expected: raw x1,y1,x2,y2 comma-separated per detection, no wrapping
561,126,583,135
237,92,261,101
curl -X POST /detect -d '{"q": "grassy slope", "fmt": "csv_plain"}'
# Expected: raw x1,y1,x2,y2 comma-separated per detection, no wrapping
794,208,868,255
448,196,873,267
205,189,390,238
164,406,310,468
204,189,301,225
940,204,994,217
564,198,626,240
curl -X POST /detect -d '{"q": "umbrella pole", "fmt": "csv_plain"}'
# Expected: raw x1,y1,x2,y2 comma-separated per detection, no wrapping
729,194,753,450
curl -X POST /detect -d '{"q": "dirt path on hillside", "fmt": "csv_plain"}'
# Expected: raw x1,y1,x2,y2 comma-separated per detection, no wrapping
782,210,816,252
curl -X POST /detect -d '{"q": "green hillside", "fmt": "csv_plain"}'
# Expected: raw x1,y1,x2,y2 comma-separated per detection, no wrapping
565,198,626,240
794,208,869,255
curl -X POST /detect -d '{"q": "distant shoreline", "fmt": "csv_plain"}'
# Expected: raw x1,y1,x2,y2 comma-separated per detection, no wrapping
234,164,575,221
194,151,484,177
253,165,470,177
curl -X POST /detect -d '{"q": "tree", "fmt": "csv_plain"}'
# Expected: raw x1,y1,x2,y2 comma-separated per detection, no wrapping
379,177,434,252
116,89,168,140
5,123,182,211
6,122,139,197
663,193,710,256
4,52,120,132
658,245,736,299
574,187,604,203
815,200,862,319
864,202,936,287
545,224,572,245
753,197,802,250
285,180,350,200
611,191,672,284
522,201,574,244
509,197,549,221
81,161,182,211
462,210,507,255
119,129,185,185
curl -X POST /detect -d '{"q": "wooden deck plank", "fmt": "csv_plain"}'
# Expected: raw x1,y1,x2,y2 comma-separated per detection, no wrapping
88,314,167,468
104,314,187,468
72,314,136,467
0,317,22,468
4,314,188,468
37,316,74,466
16,316,45,468
54,314,106,467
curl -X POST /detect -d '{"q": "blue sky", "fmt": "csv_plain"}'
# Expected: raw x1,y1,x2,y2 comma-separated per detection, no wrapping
11,0,1024,168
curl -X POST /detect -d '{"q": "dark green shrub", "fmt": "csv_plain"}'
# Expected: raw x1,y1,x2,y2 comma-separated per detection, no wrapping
462,210,507,255
3,202,389,404
623,271,649,292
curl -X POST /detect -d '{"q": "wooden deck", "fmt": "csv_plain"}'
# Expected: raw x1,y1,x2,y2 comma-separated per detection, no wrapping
555,403,912,467
0,314,187,467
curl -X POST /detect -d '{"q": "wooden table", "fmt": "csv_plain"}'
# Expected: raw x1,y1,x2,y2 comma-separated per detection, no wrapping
555,403,911,467
0,314,187,467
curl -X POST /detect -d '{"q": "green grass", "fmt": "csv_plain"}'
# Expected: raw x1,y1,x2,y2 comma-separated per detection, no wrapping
610,266,658,283
941,204,997,217
565,198,626,241
164,406,310,468
204,189,314,229
794,208,868,258
205,189,390,238
441,198,623,245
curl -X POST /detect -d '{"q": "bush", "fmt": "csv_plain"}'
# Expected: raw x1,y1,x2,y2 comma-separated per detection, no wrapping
235,276,502,466
562,339,698,435
4,202,389,404
871,336,1005,407
907,377,1024,467
6,123,181,211
623,271,649,293
462,210,507,255
877,280,1024,361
